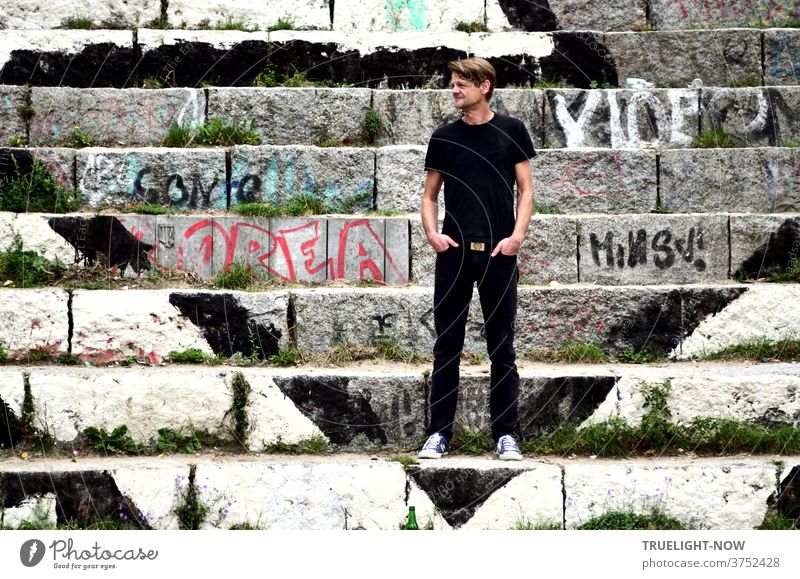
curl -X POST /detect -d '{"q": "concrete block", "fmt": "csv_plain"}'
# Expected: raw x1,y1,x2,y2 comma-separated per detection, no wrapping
410,216,436,285
603,30,762,89
577,214,728,284
27,367,232,443
407,461,563,530
661,149,800,213
76,148,226,210
0,212,75,265
375,145,427,213
660,147,800,213
564,461,776,529
70,289,212,363
208,88,371,146
547,0,647,31
730,214,800,279
765,29,800,86
702,87,800,148
292,287,439,353
111,461,190,529
0,1,159,30
230,145,374,212
373,90,461,146
334,0,491,32
675,285,800,359
0,30,135,87
327,217,410,284
194,460,408,529
0,289,69,356
532,149,657,213
518,215,579,284
0,86,25,146
271,373,426,448
239,371,325,450
543,89,699,149
651,0,800,30
384,218,411,285
167,0,330,30
30,88,204,147
267,217,330,283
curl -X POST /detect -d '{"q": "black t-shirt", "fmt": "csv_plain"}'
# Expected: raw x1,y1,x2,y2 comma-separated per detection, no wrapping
424,113,536,243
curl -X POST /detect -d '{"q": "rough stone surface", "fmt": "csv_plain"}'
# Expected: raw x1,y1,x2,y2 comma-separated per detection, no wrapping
0,211,76,264
517,215,579,284
603,30,762,89
238,370,324,451
266,217,329,283
661,149,800,213
168,290,290,359
532,149,657,213
410,216,437,285
0,30,135,87
76,148,226,210
0,1,159,30
30,88,205,147
194,460,408,529
70,289,213,363
0,495,57,528
543,89,700,149
564,460,776,529
577,214,728,284
334,0,493,32
168,0,330,30
764,28,800,86
0,86,24,145
587,364,800,427
547,0,647,31
110,460,190,529
407,461,561,529
230,145,374,212
675,285,800,359
0,289,69,356
730,214,800,280
651,0,800,30
208,88,371,146
0,147,76,201
327,217,409,284
27,367,232,443
376,146,428,213
701,87,800,148
271,373,425,449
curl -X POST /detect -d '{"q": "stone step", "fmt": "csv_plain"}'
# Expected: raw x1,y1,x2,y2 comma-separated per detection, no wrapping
4,143,800,214
0,455,797,529
0,283,797,362
5,210,798,285
2,28,800,90
4,84,800,150
1,1,796,34
1,362,798,453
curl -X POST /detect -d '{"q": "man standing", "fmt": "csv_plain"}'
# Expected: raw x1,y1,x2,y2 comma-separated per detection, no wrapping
418,57,535,461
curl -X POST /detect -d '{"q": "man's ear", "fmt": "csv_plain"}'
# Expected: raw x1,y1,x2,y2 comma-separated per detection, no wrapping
480,79,491,95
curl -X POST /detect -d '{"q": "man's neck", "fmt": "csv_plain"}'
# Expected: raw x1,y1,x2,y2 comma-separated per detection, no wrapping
460,104,494,125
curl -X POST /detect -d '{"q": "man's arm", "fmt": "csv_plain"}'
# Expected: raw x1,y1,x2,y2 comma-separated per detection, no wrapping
421,169,459,252
491,159,533,256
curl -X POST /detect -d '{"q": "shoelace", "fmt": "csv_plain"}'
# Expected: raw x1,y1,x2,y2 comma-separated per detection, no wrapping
498,436,519,453
422,435,444,450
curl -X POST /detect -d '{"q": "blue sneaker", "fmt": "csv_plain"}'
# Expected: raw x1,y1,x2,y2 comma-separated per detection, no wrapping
497,435,522,461
418,433,449,459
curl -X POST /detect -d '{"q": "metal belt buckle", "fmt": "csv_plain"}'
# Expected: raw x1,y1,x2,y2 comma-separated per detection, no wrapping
469,242,485,251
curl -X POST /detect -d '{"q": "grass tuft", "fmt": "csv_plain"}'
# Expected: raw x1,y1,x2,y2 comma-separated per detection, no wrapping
0,156,81,213
700,337,800,362
234,195,327,217
162,118,261,147
0,234,66,287
577,510,686,530
693,129,735,148
213,262,254,290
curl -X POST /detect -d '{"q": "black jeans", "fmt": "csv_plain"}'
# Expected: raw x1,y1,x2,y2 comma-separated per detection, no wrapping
427,244,519,443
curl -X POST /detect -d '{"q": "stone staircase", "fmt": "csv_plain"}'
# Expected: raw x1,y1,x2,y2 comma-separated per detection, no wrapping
0,0,799,530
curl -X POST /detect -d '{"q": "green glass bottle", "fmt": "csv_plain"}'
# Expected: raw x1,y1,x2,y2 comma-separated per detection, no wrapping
405,506,419,530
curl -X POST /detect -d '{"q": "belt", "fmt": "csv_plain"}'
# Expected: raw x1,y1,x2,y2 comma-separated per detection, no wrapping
469,242,487,251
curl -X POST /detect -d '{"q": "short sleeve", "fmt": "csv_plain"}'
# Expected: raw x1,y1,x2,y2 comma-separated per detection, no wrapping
424,134,447,172
508,121,536,165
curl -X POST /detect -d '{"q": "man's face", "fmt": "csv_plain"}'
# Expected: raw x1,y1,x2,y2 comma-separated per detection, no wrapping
450,72,488,110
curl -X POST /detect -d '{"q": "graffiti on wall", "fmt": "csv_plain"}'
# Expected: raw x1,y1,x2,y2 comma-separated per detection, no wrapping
665,0,799,22
548,90,698,148
586,227,708,272
47,215,409,284
768,35,800,81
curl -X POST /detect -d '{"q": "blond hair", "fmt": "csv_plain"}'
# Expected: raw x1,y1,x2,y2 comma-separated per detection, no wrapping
448,57,496,101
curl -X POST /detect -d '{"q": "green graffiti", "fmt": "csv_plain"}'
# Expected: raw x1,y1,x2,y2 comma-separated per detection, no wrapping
385,0,426,31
